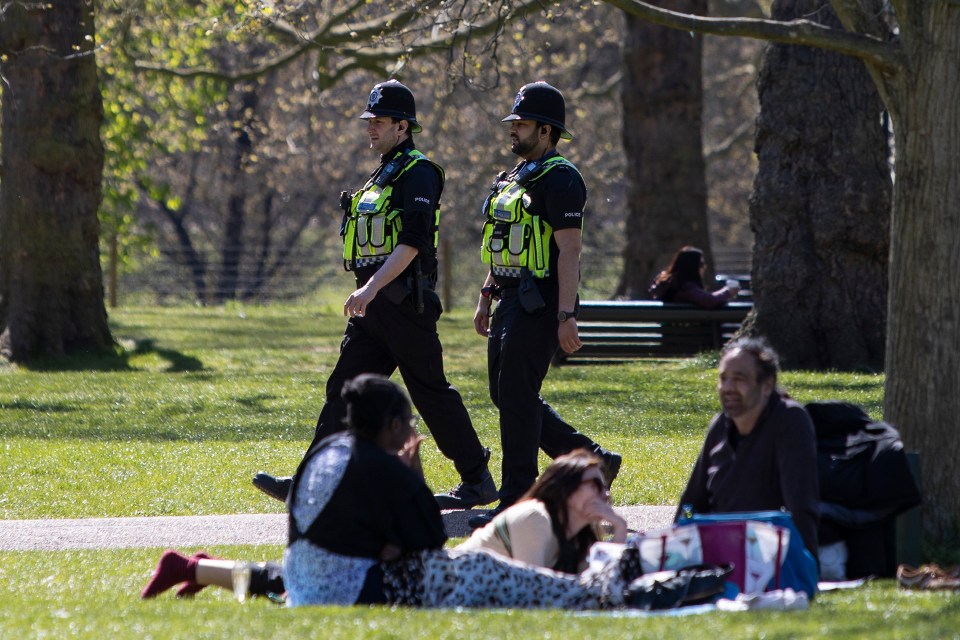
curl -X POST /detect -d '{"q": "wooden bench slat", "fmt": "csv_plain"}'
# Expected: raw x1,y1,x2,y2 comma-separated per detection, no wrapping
555,299,752,364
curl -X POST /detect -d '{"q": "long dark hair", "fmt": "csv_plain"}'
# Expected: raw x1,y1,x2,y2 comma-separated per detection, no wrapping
520,449,606,573
649,246,705,300
341,374,411,440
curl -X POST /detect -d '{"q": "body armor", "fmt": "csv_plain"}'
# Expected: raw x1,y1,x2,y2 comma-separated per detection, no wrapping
342,149,442,270
480,155,577,278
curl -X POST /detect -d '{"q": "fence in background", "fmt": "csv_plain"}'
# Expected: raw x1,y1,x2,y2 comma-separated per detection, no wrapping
110,244,753,308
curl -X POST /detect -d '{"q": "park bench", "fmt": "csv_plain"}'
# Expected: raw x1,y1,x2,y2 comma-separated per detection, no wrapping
554,299,753,364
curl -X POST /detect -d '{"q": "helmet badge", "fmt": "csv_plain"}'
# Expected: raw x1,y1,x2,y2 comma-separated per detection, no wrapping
367,86,383,111
512,91,524,113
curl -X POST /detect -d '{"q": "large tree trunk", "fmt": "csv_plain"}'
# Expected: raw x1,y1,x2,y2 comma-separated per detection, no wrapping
746,0,890,371
616,0,711,299
882,3,960,542
0,1,112,361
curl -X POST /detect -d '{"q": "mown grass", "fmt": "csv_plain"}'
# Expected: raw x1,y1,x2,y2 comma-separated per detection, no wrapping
1,300,956,638
4,547,960,639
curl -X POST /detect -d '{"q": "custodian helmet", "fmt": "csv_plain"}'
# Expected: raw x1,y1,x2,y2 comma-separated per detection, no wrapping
501,81,573,140
359,79,422,133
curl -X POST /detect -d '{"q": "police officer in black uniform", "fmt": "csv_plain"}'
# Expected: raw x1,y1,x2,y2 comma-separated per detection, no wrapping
253,80,497,509
469,82,622,528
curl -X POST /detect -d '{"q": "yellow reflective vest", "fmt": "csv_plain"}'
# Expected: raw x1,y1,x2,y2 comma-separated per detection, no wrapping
342,149,443,270
480,155,578,278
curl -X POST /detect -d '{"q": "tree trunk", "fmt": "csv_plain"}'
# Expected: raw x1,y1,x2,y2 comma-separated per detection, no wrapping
883,3,960,542
745,0,890,371
0,1,112,361
215,83,259,304
616,0,711,299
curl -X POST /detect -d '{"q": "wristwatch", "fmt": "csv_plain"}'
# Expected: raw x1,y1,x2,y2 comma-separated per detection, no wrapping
557,309,577,322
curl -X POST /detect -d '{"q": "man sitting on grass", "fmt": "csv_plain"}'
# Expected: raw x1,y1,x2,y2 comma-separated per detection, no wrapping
676,336,820,560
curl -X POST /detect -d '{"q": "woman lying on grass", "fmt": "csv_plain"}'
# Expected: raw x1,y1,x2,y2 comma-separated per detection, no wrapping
142,374,633,608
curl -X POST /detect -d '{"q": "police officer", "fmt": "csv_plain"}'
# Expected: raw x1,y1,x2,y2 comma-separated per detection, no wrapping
470,82,622,528
253,80,497,509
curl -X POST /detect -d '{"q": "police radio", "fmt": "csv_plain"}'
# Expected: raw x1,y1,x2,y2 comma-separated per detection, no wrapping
512,160,540,186
338,190,351,236
374,157,404,188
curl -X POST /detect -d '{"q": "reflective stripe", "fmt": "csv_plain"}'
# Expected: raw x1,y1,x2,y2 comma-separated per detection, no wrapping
369,216,386,248
492,265,529,277
531,216,545,271
355,256,388,268
508,224,526,255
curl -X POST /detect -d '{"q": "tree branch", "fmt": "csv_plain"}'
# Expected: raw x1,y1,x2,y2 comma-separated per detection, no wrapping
828,0,890,41
132,0,550,84
704,119,753,161
265,0,445,47
574,70,622,99
602,0,904,73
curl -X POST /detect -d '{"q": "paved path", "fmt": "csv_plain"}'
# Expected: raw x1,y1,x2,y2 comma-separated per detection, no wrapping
0,506,675,551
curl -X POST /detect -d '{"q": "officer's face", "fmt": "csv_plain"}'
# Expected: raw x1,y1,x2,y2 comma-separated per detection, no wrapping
366,117,406,155
509,120,547,159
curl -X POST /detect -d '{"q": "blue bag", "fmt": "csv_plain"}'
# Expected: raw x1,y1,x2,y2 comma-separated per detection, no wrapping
676,510,819,598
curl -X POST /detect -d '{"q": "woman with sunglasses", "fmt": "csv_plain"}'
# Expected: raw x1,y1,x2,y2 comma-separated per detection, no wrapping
459,449,627,574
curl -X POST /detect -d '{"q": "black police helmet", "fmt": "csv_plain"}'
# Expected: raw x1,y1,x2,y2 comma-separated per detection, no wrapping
359,79,422,134
501,81,573,140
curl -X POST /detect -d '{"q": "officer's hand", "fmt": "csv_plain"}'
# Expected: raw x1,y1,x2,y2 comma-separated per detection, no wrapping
558,319,581,353
474,303,491,337
344,285,376,318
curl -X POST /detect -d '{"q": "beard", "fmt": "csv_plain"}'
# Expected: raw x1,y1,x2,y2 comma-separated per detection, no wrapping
511,131,539,157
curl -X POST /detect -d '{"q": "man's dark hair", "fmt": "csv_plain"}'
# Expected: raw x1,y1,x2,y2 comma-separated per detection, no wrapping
722,336,780,384
390,117,414,136
537,121,562,146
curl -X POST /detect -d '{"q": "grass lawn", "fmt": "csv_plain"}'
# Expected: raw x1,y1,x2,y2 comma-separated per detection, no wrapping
1,300,956,638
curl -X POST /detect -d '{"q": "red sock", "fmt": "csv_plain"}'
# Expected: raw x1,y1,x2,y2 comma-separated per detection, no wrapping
175,552,214,598
141,550,202,599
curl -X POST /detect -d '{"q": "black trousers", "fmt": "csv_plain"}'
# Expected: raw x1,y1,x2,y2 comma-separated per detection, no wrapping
308,289,489,483
487,294,608,504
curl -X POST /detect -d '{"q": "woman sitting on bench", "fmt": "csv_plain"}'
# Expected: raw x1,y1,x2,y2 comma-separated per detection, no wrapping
649,246,738,309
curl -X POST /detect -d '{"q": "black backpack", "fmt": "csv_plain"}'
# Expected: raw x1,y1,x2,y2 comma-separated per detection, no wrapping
807,401,921,516
806,401,922,577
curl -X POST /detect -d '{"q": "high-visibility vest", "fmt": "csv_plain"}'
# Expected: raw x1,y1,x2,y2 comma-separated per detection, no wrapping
480,155,579,278
342,149,443,270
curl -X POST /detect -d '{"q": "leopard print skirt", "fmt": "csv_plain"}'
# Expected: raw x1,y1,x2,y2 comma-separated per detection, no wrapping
382,546,642,610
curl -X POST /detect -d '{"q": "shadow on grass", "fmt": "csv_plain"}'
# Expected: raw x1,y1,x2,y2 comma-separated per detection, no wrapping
22,339,203,373
0,399,76,413
1,415,312,442
797,379,884,392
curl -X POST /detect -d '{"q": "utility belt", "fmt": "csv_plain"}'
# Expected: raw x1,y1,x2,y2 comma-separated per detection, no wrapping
483,284,518,300
483,268,545,313
378,273,436,313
